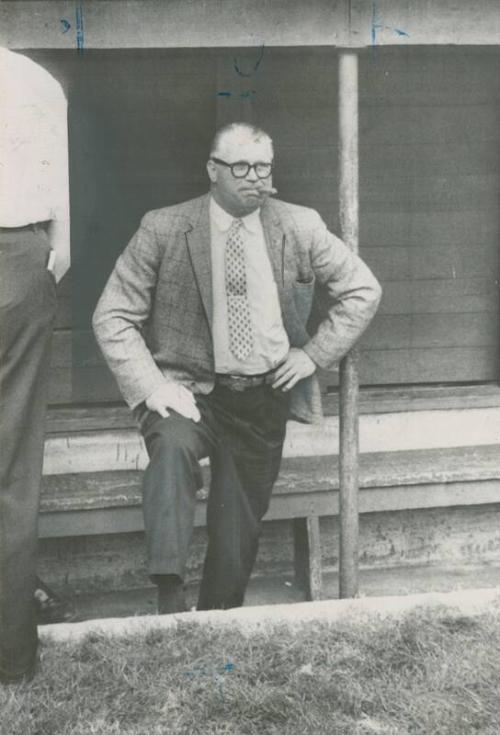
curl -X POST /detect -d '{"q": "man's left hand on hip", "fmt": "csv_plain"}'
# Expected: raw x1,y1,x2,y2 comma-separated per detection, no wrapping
271,348,316,392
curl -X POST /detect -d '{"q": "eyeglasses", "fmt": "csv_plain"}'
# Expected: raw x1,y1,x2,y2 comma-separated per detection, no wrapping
210,157,273,179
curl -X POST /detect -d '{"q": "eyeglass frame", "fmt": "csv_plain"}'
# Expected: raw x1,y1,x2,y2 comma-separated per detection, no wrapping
210,156,273,179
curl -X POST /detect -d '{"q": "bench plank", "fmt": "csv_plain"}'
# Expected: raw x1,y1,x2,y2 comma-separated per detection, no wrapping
41,412,500,475
39,446,500,538
40,445,500,511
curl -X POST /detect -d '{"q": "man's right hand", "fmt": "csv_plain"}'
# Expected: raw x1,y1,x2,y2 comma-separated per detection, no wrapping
145,382,201,422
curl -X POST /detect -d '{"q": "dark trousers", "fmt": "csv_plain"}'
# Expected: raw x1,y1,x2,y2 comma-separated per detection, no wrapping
140,383,289,610
0,226,56,680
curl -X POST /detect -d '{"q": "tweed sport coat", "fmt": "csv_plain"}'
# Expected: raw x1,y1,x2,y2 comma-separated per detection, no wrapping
93,193,381,423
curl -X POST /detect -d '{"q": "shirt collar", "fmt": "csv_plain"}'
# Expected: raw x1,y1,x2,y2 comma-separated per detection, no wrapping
210,195,261,234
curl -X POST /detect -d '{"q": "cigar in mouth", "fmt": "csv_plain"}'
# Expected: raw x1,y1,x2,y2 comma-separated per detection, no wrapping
257,186,278,196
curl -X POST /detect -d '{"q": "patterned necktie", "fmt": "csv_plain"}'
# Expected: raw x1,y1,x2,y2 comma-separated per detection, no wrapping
225,218,254,361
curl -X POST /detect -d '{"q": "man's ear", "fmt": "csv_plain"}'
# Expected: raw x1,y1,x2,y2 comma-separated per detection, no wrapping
206,159,217,184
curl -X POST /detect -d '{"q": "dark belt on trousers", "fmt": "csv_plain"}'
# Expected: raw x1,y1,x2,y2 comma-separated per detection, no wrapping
215,368,279,391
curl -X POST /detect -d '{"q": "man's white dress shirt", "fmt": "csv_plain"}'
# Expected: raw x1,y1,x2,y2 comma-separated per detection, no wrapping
0,48,70,280
209,196,289,374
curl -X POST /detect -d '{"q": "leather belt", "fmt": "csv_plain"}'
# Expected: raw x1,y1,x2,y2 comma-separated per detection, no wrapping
215,369,278,391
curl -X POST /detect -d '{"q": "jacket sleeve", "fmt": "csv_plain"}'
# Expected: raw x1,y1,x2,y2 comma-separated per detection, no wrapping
92,213,167,408
301,213,382,370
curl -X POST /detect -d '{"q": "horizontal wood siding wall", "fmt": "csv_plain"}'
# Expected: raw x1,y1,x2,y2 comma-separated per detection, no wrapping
24,47,500,404
357,47,500,386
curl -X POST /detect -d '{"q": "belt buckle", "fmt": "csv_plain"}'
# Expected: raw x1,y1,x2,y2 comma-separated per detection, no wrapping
230,375,249,391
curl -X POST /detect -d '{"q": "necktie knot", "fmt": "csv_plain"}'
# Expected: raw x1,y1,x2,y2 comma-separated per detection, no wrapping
229,218,243,234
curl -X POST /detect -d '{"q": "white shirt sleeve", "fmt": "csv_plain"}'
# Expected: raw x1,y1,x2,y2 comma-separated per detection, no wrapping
0,48,70,280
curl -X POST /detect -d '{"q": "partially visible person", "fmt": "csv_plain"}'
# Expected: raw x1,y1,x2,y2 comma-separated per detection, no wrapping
0,47,70,684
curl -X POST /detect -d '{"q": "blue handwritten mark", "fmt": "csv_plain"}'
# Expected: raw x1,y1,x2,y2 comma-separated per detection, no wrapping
60,18,71,33
216,89,257,98
371,1,409,46
371,1,379,46
216,90,257,99
183,663,205,679
233,44,265,78
183,661,235,701
183,661,235,678
76,4,84,54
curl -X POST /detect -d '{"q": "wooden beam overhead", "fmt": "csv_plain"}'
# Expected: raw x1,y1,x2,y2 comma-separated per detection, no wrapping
0,0,349,49
350,0,500,47
2,1,500,50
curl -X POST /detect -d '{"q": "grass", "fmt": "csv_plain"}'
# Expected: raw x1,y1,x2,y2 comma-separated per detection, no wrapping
2,606,500,734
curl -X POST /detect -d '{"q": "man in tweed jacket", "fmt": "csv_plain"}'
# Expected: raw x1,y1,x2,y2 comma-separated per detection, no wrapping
93,122,381,613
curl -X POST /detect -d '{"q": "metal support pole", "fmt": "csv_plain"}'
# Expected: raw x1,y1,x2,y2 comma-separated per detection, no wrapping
338,50,360,599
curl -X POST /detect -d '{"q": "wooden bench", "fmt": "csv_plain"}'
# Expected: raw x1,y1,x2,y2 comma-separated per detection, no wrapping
40,443,500,601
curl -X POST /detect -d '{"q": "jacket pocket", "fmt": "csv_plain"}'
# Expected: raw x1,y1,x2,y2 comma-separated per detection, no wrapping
292,279,315,323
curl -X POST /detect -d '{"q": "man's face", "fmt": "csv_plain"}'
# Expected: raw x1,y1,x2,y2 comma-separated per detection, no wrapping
207,136,274,217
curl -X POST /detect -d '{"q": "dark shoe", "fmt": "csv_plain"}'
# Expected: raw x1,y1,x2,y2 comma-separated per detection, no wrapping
34,577,75,625
156,575,188,615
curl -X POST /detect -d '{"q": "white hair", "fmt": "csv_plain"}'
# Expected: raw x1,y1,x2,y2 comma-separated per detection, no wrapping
210,122,273,158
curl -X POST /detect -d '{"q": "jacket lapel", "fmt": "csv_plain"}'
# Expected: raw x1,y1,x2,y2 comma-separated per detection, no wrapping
261,200,304,344
260,201,286,307
185,194,213,330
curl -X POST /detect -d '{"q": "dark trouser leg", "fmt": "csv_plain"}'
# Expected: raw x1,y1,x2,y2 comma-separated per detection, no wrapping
197,385,288,610
140,404,218,579
0,229,56,681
